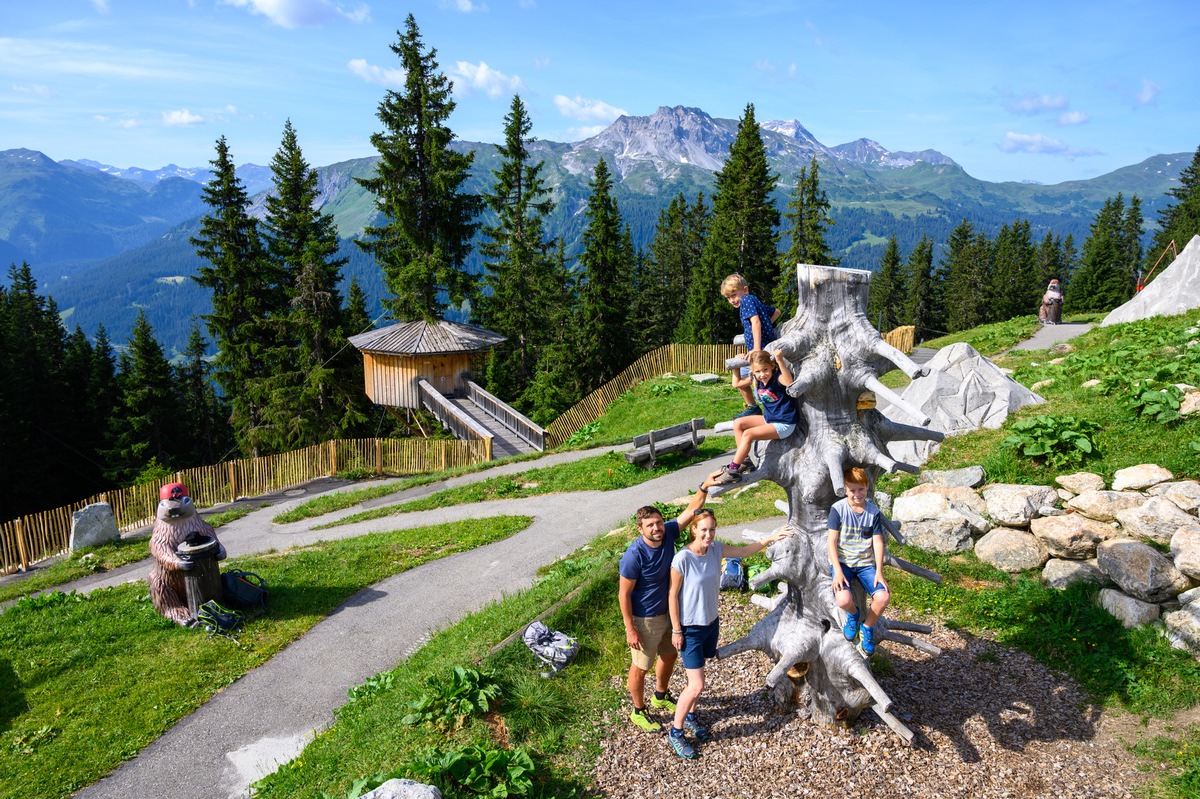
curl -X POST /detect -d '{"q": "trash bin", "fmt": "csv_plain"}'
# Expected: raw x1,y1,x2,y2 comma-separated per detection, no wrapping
177,534,222,618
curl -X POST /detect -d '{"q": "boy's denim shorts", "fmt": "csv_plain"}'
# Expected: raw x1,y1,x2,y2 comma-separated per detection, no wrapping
831,563,888,596
680,619,720,669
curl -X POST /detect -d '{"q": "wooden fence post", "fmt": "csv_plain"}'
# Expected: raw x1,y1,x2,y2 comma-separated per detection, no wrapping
227,462,237,504
375,438,383,475
15,518,29,573
329,440,338,477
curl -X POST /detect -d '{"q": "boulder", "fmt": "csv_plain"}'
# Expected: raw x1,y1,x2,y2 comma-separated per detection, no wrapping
899,518,974,554
1056,472,1105,494
1031,378,1056,392
1101,235,1200,326
68,503,120,552
690,373,721,384
981,484,1059,527
872,490,892,516
893,492,989,535
1111,464,1174,492
901,483,989,518
1056,488,1076,502
1148,480,1200,515
1066,490,1145,522
975,528,1048,573
360,779,443,799
1171,527,1200,581
1115,497,1200,546
918,465,986,489
1097,588,1161,628
883,342,1044,466
1042,558,1107,590
1176,585,1200,606
1030,514,1121,559
1081,379,1101,389
1096,538,1194,603
1162,605,1200,656
1182,390,1200,417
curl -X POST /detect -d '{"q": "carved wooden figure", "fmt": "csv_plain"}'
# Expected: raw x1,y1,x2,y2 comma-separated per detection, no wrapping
148,483,226,625
714,264,947,743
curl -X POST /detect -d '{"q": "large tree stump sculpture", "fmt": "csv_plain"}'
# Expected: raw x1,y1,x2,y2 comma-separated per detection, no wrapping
715,264,947,742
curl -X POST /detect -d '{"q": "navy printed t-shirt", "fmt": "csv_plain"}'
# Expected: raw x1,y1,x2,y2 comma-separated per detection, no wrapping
739,293,778,350
755,373,799,426
618,519,681,618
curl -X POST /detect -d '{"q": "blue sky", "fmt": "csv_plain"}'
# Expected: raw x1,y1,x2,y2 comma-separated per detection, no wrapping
1,0,1196,184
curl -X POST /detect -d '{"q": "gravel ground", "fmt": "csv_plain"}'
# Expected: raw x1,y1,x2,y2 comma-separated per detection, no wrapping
592,596,1146,799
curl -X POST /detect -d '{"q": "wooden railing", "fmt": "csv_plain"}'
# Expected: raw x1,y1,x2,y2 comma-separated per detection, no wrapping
0,435,489,576
418,380,494,461
467,380,546,451
545,343,741,447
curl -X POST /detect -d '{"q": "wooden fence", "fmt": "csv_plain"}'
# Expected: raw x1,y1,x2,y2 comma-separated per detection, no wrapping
883,325,916,354
545,343,741,447
0,437,489,576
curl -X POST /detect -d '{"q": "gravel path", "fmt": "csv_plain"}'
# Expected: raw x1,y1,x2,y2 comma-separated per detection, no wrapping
593,597,1145,799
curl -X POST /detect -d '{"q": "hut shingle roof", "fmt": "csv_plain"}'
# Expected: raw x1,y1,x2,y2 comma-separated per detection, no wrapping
349,320,505,356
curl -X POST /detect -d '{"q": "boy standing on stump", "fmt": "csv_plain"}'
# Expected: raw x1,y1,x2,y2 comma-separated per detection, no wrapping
828,467,891,657
721,273,782,420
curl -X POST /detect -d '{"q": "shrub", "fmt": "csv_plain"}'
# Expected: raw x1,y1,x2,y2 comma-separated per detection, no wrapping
402,666,502,730
1000,414,1100,468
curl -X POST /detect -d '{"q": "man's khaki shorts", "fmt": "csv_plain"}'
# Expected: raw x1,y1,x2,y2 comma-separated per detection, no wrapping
630,613,675,671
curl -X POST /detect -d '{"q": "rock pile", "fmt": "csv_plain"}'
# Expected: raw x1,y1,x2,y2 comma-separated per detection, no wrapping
891,464,1200,657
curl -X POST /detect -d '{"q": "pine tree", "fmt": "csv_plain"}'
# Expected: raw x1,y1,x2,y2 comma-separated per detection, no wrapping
777,157,838,308
942,219,987,333
521,238,581,424
1118,194,1144,298
681,104,779,343
1145,144,1200,287
989,219,1037,320
106,311,182,483
356,14,482,322
575,158,634,389
1072,195,1128,312
176,324,232,467
190,135,281,456
476,94,558,402
867,236,906,333
902,236,935,337
637,193,709,351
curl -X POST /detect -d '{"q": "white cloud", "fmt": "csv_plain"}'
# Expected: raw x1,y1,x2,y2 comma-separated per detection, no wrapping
451,61,522,98
219,0,369,28
999,131,1100,158
163,108,204,127
225,104,238,114
121,118,138,129
1136,78,1160,106
533,57,549,69
553,94,627,123
93,114,108,122
566,125,606,140
519,0,536,7
1057,110,1089,126
12,83,52,97
440,0,488,11
90,0,111,13
347,58,405,87
1002,90,1068,115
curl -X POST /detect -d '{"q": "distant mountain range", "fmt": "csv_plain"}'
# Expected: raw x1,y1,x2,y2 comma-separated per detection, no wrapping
0,105,1187,355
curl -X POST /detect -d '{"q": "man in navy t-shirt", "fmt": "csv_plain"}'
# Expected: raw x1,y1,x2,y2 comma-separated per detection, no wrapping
618,472,719,732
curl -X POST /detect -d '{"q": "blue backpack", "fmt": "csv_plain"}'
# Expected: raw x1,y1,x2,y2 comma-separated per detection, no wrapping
720,557,746,591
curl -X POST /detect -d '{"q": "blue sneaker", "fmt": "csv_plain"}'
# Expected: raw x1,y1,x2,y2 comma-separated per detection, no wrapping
858,624,876,657
842,610,860,642
683,713,710,742
733,404,760,420
668,728,696,759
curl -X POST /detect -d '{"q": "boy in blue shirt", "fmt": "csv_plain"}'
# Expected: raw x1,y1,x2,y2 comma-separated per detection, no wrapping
721,273,782,419
827,466,891,657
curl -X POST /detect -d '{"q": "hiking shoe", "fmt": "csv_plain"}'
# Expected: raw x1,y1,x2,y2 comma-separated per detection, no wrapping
858,624,876,657
683,714,710,742
630,707,661,733
668,729,697,759
650,693,677,712
732,404,760,420
712,465,743,486
842,610,860,642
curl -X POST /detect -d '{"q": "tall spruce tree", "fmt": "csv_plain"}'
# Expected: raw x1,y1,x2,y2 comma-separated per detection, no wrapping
1145,144,1200,286
1118,194,1144,298
1072,195,1129,312
902,236,935,337
356,14,482,322
191,135,281,456
476,94,557,403
258,120,362,450
941,219,984,333
521,238,581,424
637,192,709,351
777,157,838,309
575,158,634,389
989,219,1037,320
681,104,779,343
105,311,182,483
867,236,906,333
176,324,232,467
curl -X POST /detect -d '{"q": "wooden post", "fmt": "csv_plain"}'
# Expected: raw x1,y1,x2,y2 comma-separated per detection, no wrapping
375,438,383,475
328,440,338,477
227,462,237,504
15,518,29,573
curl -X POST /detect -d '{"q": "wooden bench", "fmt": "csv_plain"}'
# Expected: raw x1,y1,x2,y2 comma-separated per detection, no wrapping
625,418,705,469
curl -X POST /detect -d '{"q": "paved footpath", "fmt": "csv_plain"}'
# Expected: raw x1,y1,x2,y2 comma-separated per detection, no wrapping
1009,321,1095,351
69,444,782,799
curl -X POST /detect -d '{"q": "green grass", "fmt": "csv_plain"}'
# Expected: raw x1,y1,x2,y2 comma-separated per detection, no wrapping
317,438,734,528
922,314,1043,355
1130,723,1200,799
0,515,531,799
0,506,257,606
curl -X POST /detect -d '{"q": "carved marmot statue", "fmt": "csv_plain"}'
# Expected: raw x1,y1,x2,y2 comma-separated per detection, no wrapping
148,482,225,625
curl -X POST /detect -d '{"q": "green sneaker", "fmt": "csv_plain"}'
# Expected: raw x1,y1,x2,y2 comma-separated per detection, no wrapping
630,707,661,732
683,713,710,742
649,693,677,712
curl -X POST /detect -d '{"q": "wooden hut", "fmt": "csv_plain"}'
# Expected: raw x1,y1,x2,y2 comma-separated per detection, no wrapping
349,320,506,409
